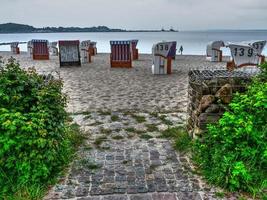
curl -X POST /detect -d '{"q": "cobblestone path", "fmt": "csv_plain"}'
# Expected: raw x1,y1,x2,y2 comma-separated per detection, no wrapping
45,112,226,200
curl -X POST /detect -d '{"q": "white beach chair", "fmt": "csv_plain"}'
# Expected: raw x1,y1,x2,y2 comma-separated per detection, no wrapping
152,41,177,75
58,40,81,67
49,42,58,56
206,41,225,62
80,40,91,63
227,41,266,70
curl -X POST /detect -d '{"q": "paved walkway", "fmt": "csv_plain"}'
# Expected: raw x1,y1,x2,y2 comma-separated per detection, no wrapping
45,111,224,200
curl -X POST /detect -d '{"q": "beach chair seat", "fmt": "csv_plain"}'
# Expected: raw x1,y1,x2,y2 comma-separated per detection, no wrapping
49,42,58,56
10,42,20,54
131,40,139,60
80,40,91,63
110,41,132,68
206,41,224,62
89,41,97,56
32,40,49,60
226,41,266,71
59,40,81,67
152,41,177,75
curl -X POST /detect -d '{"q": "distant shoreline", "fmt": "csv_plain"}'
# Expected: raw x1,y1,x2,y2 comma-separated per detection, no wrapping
0,23,178,34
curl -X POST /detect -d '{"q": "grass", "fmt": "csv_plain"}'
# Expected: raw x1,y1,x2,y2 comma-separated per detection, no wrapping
112,135,124,140
98,110,112,116
145,124,159,132
161,127,192,152
215,192,225,198
111,115,120,122
140,134,153,140
132,114,146,123
158,115,173,126
100,128,112,135
94,136,107,147
125,127,136,132
79,159,101,170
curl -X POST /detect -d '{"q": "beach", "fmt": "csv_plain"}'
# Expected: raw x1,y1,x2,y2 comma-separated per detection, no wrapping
1,52,236,199
0,52,227,114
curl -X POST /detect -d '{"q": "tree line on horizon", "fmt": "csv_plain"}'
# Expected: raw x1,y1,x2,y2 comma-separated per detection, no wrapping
0,23,126,33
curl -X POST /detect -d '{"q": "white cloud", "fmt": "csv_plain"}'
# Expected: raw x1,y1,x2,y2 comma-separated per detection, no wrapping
0,0,266,30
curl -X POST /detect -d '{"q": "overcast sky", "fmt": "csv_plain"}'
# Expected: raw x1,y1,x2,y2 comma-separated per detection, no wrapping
1,0,267,30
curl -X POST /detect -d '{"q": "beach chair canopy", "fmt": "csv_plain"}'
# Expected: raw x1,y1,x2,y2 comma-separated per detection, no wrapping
131,40,139,48
152,41,177,58
244,40,266,55
81,40,91,49
58,40,80,66
227,43,260,67
206,41,225,57
50,41,58,47
110,40,132,61
32,39,49,54
89,41,97,47
10,42,19,48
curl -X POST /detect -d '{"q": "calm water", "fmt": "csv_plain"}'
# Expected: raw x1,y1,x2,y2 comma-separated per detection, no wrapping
1,31,267,55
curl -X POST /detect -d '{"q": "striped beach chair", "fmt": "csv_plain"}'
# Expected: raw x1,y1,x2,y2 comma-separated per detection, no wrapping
110,41,132,68
131,40,139,60
32,40,49,60
226,42,266,70
89,41,97,56
49,42,58,56
80,40,91,63
152,41,177,75
59,40,81,67
206,41,224,62
10,42,20,54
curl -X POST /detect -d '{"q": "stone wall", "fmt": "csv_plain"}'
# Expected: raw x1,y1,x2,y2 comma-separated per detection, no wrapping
187,70,253,138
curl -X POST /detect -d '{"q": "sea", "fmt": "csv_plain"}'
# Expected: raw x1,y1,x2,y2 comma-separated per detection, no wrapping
1,30,267,56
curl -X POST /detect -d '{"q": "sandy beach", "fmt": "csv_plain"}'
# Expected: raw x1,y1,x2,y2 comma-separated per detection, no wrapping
0,52,227,114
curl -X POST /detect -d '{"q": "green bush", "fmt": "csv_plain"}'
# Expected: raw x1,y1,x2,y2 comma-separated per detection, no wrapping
0,59,80,198
193,63,267,196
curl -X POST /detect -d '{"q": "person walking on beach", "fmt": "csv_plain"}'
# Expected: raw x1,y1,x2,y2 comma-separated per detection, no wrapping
179,45,183,55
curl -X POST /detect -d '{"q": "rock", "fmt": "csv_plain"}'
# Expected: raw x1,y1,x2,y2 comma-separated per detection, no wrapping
206,79,218,94
215,84,233,104
198,95,215,112
205,104,220,113
198,113,223,129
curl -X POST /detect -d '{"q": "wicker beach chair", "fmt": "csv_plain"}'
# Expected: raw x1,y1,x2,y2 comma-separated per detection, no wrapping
49,42,58,56
226,41,266,71
131,40,139,60
110,41,132,68
27,41,33,56
80,40,91,63
206,41,224,62
152,41,177,75
58,40,81,67
89,41,97,56
32,40,49,60
10,42,20,54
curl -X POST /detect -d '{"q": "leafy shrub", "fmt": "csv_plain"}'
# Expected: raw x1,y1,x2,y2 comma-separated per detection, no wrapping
193,63,267,196
0,59,81,198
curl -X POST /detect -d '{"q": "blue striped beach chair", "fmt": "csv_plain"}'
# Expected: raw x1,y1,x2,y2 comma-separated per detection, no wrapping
32,39,49,60
110,41,132,68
